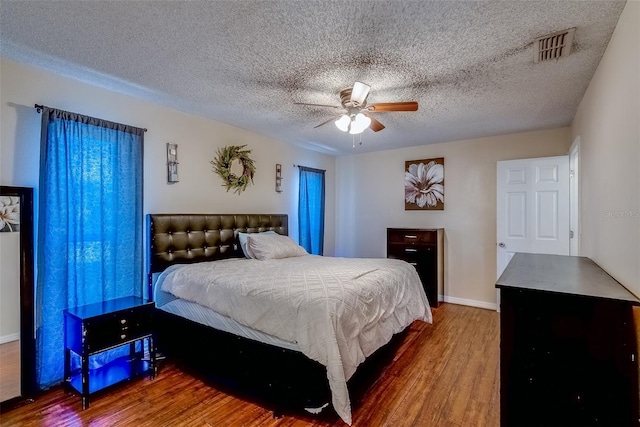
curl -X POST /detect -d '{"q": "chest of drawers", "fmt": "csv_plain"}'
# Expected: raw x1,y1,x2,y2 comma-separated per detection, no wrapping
387,228,443,307
496,253,640,426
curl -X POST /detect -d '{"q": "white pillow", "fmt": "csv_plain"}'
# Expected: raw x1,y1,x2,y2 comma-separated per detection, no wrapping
246,234,308,260
238,230,277,258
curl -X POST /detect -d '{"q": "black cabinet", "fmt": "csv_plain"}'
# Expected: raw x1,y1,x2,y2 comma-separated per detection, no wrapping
64,296,156,409
387,228,443,307
496,253,639,426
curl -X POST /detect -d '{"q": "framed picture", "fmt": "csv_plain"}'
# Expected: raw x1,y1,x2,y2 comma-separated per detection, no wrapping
404,157,444,210
167,143,179,183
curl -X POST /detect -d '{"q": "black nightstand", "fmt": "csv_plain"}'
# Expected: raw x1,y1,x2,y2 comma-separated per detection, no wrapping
63,296,156,409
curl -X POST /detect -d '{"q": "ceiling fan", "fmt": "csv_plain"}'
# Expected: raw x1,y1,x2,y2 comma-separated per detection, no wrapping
295,82,418,134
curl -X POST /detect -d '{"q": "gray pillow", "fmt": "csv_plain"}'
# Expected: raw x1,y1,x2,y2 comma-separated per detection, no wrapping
246,234,308,260
238,230,277,258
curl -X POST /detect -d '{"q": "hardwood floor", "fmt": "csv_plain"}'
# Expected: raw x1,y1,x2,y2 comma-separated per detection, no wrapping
0,340,20,402
0,303,500,427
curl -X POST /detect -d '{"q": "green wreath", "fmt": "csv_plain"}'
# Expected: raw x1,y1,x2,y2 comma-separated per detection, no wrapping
211,145,256,194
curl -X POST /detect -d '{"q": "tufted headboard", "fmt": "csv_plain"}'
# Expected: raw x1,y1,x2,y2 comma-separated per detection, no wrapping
147,214,288,277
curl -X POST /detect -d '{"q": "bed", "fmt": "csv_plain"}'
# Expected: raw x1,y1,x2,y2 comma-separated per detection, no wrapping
148,214,432,425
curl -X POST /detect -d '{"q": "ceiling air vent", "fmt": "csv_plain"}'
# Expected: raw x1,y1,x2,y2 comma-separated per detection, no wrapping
534,28,575,63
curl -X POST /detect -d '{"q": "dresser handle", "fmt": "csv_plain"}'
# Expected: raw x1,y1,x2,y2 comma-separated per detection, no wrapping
405,248,417,252
405,235,418,239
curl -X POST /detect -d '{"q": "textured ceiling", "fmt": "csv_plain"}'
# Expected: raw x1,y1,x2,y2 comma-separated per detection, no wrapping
0,1,626,155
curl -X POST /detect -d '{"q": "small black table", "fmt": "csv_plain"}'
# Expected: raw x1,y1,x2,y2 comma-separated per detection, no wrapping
63,296,156,409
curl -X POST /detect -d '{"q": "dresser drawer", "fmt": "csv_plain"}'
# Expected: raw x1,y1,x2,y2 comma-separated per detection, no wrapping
387,229,437,244
387,243,435,261
84,305,153,351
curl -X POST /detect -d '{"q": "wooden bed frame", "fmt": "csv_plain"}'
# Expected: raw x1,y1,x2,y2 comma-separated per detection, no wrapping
147,214,405,418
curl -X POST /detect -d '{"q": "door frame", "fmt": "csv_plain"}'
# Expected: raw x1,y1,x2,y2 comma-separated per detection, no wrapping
569,137,580,256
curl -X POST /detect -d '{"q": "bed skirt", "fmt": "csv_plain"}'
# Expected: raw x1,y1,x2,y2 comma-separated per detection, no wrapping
154,308,405,419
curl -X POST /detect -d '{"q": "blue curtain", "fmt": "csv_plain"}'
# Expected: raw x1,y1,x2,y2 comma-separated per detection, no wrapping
298,166,325,255
36,107,144,389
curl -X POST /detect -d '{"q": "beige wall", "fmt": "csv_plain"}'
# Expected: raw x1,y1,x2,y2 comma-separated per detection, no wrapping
4,0,636,310
571,1,640,297
335,128,571,307
0,59,337,303
0,232,20,340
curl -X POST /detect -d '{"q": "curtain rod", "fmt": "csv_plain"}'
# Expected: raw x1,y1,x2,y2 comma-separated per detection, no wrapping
293,164,326,173
34,104,148,132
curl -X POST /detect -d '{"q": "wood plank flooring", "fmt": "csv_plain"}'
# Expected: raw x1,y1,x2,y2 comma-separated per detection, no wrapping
0,340,20,402
0,303,500,427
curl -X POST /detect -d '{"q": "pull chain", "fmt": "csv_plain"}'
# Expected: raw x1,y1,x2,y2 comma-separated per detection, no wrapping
351,133,364,149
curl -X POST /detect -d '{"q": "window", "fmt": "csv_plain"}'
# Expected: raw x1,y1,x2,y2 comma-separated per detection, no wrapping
298,166,325,255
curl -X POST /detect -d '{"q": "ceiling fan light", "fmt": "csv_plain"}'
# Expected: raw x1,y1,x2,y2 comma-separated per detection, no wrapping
351,82,371,105
357,113,371,127
335,114,350,132
348,113,371,134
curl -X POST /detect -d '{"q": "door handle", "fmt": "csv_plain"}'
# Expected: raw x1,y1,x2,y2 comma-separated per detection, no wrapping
498,242,506,248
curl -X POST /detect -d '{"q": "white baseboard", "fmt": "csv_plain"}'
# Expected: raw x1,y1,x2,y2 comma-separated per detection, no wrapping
439,295,498,311
0,333,20,344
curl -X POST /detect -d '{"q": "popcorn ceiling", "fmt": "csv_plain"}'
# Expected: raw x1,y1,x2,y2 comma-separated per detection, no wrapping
0,0,626,155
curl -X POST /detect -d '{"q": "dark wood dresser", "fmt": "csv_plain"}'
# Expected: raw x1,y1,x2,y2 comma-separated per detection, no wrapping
387,228,443,307
496,253,640,427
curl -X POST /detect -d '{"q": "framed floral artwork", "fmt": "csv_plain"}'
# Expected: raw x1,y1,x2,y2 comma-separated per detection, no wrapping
0,196,20,232
404,157,444,210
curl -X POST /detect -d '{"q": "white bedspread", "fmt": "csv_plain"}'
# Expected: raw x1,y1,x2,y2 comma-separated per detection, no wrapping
160,255,432,425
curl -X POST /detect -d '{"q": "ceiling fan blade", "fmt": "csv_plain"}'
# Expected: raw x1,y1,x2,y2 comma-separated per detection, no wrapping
350,82,370,106
364,113,385,132
368,102,418,112
294,102,341,109
313,116,342,129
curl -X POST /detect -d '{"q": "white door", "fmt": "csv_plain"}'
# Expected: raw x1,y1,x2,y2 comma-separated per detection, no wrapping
497,156,570,280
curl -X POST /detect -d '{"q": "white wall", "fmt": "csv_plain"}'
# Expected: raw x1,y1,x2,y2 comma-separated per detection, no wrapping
571,1,640,297
336,128,571,307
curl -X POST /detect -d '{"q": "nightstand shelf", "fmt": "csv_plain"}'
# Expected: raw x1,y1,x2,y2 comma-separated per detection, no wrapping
64,296,156,409
67,354,151,394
